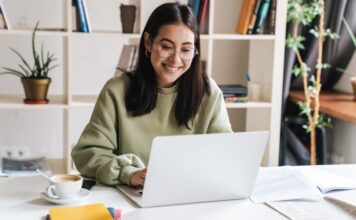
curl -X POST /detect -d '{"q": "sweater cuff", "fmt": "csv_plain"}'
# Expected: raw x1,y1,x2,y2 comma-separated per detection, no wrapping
119,165,141,185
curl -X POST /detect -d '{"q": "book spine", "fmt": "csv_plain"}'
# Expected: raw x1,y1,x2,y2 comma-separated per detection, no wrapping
247,0,262,34
75,0,88,32
264,0,276,34
189,0,201,19
0,0,9,30
252,0,271,34
82,0,91,32
71,0,78,31
198,0,209,33
236,0,256,34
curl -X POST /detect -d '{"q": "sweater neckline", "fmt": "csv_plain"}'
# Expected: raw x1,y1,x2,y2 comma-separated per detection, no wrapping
158,84,178,94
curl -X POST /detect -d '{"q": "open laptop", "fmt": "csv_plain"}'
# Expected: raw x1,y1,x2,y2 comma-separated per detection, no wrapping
117,131,268,207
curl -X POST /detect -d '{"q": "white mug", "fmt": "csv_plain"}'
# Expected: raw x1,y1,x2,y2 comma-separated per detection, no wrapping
46,174,83,199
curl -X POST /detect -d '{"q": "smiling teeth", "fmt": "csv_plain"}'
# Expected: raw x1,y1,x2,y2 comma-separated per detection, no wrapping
165,66,179,72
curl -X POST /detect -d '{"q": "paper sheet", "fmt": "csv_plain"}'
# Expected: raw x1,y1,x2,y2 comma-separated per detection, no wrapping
250,167,322,203
296,166,356,193
267,199,356,220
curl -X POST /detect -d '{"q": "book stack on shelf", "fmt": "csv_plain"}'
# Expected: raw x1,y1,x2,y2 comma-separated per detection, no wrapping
219,84,248,103
72,0,91,33
1,156,49,176
0,0,9,30
115,44,139,75
235,0,276,35
188,0,209,34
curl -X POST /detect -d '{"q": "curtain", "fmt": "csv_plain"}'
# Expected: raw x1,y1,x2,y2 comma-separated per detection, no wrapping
280,0,356,165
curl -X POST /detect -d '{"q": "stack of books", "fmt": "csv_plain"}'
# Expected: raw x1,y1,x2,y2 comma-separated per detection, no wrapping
1,156,49,175
235,0,276,35
219,84,248,103
115,44,139,75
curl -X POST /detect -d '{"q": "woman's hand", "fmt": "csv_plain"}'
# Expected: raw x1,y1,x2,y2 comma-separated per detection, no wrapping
130,168,147,187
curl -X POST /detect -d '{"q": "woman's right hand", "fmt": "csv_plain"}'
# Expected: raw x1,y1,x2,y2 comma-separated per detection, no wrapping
130,168,147,187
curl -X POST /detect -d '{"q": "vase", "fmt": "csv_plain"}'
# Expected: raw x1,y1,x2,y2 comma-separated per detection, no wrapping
21,78,51,104
120,4,136,33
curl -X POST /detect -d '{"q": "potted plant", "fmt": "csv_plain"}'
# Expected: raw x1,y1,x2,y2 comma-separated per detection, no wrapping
286,0,338,164
0,22,58,104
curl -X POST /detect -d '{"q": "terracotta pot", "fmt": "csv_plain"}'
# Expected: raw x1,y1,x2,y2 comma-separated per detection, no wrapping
21,78,51,104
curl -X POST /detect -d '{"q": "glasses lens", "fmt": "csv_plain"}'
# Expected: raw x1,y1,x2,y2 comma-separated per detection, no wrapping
155,44,197,60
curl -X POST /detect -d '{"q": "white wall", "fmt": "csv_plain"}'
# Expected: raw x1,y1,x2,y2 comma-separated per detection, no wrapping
329,52,356,163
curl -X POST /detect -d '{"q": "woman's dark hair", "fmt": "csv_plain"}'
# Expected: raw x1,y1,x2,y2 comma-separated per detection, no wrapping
124,2,210,129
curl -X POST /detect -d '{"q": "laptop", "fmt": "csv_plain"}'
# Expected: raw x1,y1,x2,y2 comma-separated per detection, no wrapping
117,131,268,207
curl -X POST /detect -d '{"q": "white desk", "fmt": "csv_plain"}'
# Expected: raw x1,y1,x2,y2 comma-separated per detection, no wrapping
0,164,355,220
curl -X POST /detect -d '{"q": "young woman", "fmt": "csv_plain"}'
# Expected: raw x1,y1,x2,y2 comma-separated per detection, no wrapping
72,2,232,187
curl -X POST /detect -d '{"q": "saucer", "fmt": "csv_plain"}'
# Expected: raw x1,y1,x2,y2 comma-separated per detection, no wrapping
41,188,90,204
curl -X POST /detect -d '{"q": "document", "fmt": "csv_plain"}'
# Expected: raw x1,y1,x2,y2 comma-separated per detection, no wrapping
296,166,356,193
250,167,322,203
267,199,356,220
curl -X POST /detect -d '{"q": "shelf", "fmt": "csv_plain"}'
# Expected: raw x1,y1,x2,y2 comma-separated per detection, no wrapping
0,95,67,109
211,34,275,40
70,31,141,39
225,101,272,109
0,29,69,36
70,95,97,107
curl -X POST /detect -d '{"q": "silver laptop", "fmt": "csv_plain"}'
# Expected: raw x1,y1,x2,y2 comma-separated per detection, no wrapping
117,131,268,207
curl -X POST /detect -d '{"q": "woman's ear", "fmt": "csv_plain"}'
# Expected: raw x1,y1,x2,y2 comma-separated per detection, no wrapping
144,32,152,53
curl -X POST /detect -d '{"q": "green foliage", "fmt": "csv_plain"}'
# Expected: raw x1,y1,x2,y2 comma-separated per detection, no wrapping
287,0,322,25
0,22,58,79
286,34,305,51
316,113,332,129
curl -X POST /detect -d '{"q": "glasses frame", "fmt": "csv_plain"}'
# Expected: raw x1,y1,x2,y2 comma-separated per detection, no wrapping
152,42,199,61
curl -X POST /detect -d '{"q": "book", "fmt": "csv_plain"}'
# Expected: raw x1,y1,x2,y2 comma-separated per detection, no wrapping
263,0,276,34
235,0,256,34
75,0,89,32
247,0,262,34
0,0,9,30
72,0,79,31
116,44,138,74
219,84,248,96
198,0,209,34
82,0,91,32
252,0,271,34
48,203,118,220
188,0,201,20
1,156,49,175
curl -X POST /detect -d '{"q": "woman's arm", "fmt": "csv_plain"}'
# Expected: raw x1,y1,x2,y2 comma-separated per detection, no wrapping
71,80,145,186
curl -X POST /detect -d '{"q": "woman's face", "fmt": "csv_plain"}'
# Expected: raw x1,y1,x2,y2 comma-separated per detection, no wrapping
144,23,196,88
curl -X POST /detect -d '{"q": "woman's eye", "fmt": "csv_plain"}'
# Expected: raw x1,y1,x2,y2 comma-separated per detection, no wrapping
182,48,193,53
161,45,173,50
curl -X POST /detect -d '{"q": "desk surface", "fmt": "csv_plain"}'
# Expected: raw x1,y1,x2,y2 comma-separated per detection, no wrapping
289,90,356,124
1,165,356,220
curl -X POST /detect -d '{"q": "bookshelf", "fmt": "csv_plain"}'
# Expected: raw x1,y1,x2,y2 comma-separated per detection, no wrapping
0,0,287,173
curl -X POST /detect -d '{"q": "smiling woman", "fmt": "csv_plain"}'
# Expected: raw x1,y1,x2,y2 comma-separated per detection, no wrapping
71,2,232,188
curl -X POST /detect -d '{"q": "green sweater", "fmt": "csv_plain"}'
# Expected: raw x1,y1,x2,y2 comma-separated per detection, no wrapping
72,74,232,186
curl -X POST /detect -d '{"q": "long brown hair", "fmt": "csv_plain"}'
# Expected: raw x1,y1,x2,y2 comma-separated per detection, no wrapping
124,2,210,129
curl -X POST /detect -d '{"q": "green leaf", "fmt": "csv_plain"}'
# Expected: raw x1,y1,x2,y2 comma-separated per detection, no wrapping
2,67,26,77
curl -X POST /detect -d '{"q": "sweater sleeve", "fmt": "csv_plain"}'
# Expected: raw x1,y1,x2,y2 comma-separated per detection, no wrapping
71,81,145,186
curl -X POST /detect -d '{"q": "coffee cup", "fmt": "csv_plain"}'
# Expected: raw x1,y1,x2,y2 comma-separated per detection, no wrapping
45,174,83,199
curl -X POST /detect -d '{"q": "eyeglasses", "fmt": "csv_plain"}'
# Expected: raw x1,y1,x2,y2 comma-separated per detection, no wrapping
153,43,199,61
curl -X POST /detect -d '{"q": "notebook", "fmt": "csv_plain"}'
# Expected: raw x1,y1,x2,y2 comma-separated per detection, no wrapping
49,203,112,220
117,131,269,207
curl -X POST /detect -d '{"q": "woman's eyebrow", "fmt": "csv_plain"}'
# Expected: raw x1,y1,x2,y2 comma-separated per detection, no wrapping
159,38,194,45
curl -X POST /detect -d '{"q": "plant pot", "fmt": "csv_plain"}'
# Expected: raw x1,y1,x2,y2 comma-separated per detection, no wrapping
21,78,51,104
120,4,136,33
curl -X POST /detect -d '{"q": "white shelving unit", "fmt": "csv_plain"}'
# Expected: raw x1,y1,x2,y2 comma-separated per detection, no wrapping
0,0,287,173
